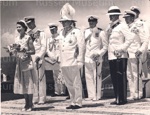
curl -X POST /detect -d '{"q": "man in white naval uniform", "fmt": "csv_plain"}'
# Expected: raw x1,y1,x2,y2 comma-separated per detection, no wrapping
123,10,149,100
106,6,135,105
59,3,85,109
46,23,66,96
130,6,150,79
25,16,47,104
84,15,108,101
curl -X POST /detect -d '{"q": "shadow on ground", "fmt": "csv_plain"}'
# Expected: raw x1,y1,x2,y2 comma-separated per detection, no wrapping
33,106,55,111
1,93,24,102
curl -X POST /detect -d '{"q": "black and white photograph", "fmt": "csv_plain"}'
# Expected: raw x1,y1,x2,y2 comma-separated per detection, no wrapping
1,0,150,114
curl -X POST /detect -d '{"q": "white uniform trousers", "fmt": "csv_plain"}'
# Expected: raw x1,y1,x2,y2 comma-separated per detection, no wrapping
127,58,143,98
85,62,102,100
61,66,82,106
33,63,46,103
53,70,66,95
142,52,148,78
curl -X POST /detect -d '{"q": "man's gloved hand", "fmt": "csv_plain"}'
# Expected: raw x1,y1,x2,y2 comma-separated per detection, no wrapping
77,62,83,69
114,50,122,58
35,56,42,69
35,56,40,63
135,50,142,58
90,52,100,61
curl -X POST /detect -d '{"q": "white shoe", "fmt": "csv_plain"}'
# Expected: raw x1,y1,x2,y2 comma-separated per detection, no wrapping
92,98,100,101
134,93,142,100
38,101,45,105
21,108,27,111
84,98,93,101
26,108,32,112
128,96,134,100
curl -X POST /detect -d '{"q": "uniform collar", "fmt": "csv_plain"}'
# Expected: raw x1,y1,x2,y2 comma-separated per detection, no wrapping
128,21,134,28
51,33,59,39
89,26,97,31
110,19,121,29
27,27,37,34
62,26,74,37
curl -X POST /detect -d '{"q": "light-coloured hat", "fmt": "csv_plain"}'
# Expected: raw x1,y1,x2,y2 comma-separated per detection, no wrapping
59,3,76,22
123,10,136,18
87,15,99,21
24,16,35,24
17,20,28,26
48,23,58,29
130,6,140,14
106,6,122,15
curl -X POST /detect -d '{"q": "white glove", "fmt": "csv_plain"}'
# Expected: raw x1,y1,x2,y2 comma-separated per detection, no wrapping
90,52,100,61
135,50,142,58
77,62,83,69
114,50,122,58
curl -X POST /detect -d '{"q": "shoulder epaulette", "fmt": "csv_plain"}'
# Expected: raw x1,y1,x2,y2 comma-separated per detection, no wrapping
140,19,143,21
97,27,103,31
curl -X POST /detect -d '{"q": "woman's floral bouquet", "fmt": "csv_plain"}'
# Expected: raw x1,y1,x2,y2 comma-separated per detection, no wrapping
5,43,21,56
5,43,29,61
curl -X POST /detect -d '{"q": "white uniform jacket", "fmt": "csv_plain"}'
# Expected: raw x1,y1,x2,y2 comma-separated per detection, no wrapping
47,34,60,63
59,28,85,67
145,20,150,50
128,19,149,59
106,20,135,60
28,28,47,62
45,34,60,70
84,27,108,63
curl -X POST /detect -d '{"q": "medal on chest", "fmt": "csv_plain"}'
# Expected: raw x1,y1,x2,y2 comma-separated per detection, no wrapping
68,32,75,44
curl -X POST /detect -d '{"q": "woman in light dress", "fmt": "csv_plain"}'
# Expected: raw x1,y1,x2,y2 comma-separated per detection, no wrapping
9,20,35,111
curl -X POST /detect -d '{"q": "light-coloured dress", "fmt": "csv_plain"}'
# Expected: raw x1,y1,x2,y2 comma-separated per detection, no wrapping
13,34,36,94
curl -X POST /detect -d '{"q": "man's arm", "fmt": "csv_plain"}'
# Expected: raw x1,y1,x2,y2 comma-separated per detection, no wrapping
119,24,135,52
76,29,85,64
35,32,47,59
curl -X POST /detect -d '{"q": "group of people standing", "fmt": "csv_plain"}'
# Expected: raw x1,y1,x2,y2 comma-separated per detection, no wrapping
7,3,150,111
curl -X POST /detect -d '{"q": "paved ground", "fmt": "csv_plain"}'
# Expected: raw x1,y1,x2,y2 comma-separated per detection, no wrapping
1,95,150,115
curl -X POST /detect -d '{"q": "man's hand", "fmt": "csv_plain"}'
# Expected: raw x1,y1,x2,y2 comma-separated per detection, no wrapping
135,50,142,58
90,53,100,61
78,62,83,69
35,56,41,63
45,55,58,64
114,50,122,58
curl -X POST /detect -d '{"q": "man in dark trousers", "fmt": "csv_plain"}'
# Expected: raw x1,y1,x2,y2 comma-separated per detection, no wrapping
106,6,135,105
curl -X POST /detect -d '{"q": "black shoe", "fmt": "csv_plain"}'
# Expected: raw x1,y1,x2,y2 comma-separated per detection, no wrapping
72,105,82,109
66,105,74,109
60,93,66,96
110,101,117,105
117,101,127,105
52,93,59,97
66,96,70,99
